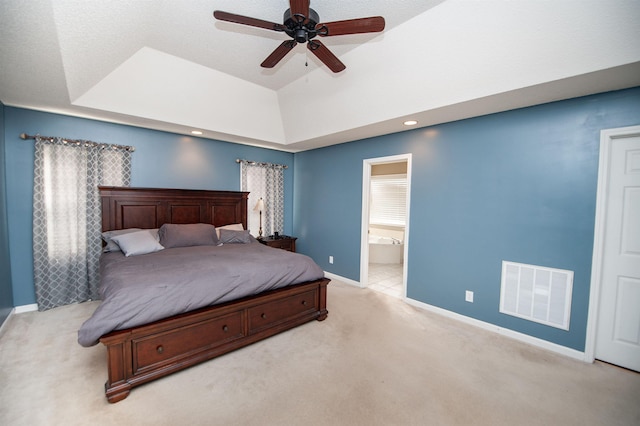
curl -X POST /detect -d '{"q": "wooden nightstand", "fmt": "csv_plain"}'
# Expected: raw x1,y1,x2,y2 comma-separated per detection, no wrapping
258,236,297,252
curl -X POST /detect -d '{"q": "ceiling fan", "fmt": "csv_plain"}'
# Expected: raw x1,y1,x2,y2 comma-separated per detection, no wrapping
213,0,385,73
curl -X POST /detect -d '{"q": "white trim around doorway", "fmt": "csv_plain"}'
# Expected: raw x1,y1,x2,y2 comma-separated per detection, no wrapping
360,154,412,298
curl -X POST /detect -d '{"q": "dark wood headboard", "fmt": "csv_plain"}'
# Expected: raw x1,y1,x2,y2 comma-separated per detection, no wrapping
99,186,249,232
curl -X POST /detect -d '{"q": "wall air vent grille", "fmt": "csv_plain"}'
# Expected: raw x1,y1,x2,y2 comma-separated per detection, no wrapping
500,261,573,330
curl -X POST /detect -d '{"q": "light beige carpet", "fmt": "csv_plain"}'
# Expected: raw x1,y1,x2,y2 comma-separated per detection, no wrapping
1,280,638,426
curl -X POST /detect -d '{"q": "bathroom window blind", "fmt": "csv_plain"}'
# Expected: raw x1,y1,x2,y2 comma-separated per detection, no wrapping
370,174,407,226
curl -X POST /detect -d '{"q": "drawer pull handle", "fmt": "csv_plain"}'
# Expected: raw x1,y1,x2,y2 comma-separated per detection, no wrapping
222,325,229,332
156,345,164,354
261,313,267,319
302,300,307,306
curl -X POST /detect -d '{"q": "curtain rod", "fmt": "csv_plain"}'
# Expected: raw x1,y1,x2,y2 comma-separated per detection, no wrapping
20,133,135,152
236,158,288,169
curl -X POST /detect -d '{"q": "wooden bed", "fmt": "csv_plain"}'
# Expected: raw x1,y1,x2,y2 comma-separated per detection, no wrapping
97,186,329,403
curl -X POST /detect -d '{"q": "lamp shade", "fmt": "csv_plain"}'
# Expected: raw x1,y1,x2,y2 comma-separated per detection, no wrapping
254,198,264,211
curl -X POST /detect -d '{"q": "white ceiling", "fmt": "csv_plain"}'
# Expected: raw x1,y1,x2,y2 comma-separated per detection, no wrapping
1,0,639,152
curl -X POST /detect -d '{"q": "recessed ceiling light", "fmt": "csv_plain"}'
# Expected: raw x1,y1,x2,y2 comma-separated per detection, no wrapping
191,130,203,135
404,120,418,126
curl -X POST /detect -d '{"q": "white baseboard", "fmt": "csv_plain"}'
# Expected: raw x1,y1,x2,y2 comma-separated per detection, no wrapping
324,271,587,362
14,303,38,314
404,297,587,362
323,271,362,288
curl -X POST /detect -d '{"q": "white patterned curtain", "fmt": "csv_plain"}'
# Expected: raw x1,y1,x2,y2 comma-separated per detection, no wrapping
240,161,285,238
33,136,132,311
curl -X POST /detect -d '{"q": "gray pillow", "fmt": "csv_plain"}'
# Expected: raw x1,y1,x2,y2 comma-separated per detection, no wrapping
159,223,218,248
215,223,244,239
218,229,251,244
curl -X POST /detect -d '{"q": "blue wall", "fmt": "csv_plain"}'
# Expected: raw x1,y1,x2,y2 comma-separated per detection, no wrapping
0,101,14,326
294,87,640,351
4,88,640,351
3,108,295,306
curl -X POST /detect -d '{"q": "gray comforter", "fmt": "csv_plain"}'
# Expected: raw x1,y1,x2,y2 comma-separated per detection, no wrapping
78,242,325,347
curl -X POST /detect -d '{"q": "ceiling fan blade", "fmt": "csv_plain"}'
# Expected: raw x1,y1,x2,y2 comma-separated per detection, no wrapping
213,11,285,32
307,40,346,73
289,0,310,19
261,40,297,68
317,16,385,36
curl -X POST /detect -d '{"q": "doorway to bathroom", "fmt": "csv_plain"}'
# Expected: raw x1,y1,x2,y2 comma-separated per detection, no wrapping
360,154,411,298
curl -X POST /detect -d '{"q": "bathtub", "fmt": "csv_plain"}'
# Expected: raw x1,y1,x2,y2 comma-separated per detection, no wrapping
369,235,404,264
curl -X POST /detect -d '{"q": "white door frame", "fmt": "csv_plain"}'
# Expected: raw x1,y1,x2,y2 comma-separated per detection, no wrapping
360,153,412,298
585,125,640,362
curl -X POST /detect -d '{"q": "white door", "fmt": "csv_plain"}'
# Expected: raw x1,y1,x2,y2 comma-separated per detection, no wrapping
595,133,640,372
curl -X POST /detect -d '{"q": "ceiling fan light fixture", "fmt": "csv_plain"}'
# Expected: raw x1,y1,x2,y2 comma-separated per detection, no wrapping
294,28,308,43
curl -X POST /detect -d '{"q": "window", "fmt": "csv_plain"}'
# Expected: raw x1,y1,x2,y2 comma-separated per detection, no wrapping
370,174,407,226
32,137,132,310
239,161,285,237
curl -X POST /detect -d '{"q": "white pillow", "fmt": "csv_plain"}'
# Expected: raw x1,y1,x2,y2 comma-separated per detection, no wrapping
102,228,141,252
215,223,244,239
110,230,164,257
102,228,159,252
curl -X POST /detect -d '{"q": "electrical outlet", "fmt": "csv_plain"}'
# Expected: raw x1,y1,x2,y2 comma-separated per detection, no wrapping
465,290,474,303
329,256,334,264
